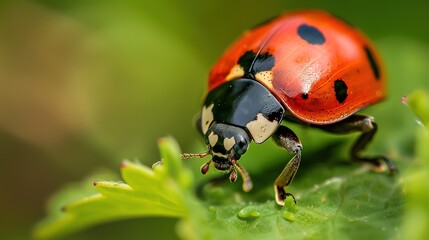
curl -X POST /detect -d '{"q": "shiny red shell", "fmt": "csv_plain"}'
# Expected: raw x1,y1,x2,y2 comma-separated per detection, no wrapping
208,10,385,124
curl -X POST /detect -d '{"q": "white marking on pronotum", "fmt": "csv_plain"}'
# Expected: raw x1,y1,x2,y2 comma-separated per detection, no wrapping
226,65,245,81
212,151,228,158
223,137,236,151
246,113,278,143
201,104,214,134
255,70,273,89
208,132,218,147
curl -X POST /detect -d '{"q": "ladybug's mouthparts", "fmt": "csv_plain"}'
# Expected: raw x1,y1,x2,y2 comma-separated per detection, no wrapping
231,158,253,192
212,155,231,171
181,151,253,192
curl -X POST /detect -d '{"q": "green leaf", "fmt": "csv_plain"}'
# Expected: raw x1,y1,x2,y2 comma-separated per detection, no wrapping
34,137,189,239
197,169,403,240
35,136,404,240
405,90,429,128
401,90,429,240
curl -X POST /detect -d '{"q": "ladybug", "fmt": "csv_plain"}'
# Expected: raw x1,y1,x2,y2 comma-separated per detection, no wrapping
182,10,397,206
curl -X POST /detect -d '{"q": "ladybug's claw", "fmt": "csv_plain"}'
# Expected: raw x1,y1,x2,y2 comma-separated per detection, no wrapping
355,155,398,176
382,156,398,175
286,193,297,204
275,186,297,206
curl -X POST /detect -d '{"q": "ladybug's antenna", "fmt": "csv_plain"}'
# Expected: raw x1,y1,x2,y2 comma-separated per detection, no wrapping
181,151,211,174
231,158,253,192
181,152,209,159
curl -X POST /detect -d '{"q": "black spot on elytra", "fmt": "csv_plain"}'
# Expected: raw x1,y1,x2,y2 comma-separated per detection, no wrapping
297,24,326,45
334,79,348,103
301,93,309,100
237,51,275,79
364,46,380,80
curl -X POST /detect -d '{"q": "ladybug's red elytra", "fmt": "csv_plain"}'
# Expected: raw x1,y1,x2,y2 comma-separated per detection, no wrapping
182,10,397,206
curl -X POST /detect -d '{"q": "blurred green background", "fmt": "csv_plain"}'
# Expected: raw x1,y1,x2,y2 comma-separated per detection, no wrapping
0,0,428,239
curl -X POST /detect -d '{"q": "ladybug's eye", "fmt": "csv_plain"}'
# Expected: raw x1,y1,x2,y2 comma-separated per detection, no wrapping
233,137,249,156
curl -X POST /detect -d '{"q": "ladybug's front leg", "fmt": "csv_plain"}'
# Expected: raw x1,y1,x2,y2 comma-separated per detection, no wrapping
315,114,397,174
272,125,302,206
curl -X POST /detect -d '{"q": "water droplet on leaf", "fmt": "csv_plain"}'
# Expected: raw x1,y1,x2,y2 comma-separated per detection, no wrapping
282,212,295,222
237,207,261,219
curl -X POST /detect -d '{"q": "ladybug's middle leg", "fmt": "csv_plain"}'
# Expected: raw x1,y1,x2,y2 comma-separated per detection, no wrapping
272,125,302,206
314,114,397,174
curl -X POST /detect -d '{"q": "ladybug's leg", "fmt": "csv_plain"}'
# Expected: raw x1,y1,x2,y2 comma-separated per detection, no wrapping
272,125,302,206
315,115,396,174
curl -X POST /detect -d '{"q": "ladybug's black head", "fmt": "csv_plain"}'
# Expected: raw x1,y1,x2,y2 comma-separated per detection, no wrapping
181,123,253,192
205,123,250,170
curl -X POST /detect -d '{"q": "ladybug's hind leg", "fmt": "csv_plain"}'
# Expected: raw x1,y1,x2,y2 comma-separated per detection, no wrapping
315,115,397,174
272,125,302,206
